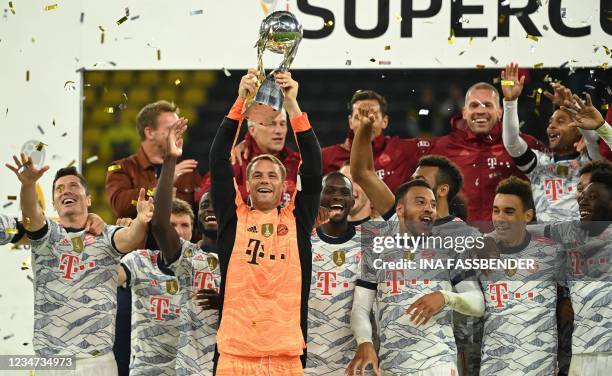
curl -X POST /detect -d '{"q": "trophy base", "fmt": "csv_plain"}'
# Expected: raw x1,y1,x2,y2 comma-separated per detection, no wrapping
243,76,284,125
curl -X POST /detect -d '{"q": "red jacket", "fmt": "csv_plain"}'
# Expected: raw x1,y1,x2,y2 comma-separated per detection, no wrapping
196,133,301,205
322,130,428,193
425,115,544,222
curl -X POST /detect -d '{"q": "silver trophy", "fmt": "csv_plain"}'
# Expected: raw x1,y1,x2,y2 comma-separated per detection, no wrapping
243,11,302,125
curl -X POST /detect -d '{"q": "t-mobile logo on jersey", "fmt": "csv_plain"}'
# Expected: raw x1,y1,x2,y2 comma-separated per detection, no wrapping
194,271,216,290
316,271,352,296
58,253,95,280
487,157,497,168
544,179,566,202
149,296,181,321
489,283,534,308
385,270,405,295
375,169,385,180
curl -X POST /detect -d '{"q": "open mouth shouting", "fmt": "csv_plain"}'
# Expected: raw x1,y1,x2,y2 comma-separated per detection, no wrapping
329,203,345,217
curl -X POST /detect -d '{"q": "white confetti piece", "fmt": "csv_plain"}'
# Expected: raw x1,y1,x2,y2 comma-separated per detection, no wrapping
418,109,430,116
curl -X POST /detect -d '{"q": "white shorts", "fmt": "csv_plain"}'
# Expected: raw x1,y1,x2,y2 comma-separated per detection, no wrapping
33,352,118,376
382,364,458,376
569,353,612,376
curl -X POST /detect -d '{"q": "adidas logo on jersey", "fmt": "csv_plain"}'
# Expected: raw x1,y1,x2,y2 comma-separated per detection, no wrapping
247,226,257,233
314,253,324,261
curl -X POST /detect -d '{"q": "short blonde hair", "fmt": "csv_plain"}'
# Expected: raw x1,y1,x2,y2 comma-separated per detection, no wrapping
136,100,179,140
171,198,194,223
246,154,287,180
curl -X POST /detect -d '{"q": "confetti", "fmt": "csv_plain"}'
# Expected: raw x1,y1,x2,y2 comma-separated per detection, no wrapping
394,14,402,22
492,77,501,84
174,79,181,86
146,188,155,197
534,88,543,115
7,195,16,200
6,228,18,234
501,80,515,86
490,56,499,64
325,20,333,27
561,7,566,18
44,4,57,11
599,62,609,70
3,334,14,340
80,12,84,23
35,142,47,151
527,34,539,42
130,15,140,21
222,67,231,77
27,275,33,283
458,16,469,24
491,36,497,42
458,51,466,56
378,61,391,65
26,70,30,81
468,37,474,46
2,202,12,208
9,1,15,14
345,60,351,66
534,62,544,68
602,104,609,110
107,164,122,172
93,61,117,67
116,16,128,25
104,107,114,114
476,64,485,69
498,15,506,24
52,119,56,126
67,160,76,167
131,200,138,206
190,9,203,16
98,25,105,44
64,80,76,91
157,49,161,60
560,61,569,68
37,125,45,134
448,29,455,45
384,45,390,51
543,25,549,31
369,58,376,63
418,109,430,116
85,155,98,164
501,0,510,5
543,74,553,82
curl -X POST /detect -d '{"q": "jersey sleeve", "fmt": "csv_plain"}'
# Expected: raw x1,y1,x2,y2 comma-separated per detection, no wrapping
102,225,123,260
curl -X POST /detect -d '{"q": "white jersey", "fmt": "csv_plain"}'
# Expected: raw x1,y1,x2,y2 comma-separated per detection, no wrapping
0,214,17,245
478,232,561,376
546,221,612,355
305,225,363,375
359,214,464,374
28,219,122,356
525,150,590,223
168,240,220,376
121,249,183,375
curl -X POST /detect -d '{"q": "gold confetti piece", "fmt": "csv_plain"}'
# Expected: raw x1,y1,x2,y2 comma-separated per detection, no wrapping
394,14,402,22
468,37,474,46
98,25,105,32
491,36,497,42
222,67,231,77
174,79,181,86
64,80,76,91
501,80,515,86
131,200,138,206
116,15,128,25
325,20,333,27
35,142,47,151
6,228,18,234
418,109,429,116
602,104,609,110
107,164,122,172
37,125,45,134
85,155,98,164
527,34,539,42
498,15,506,23
447,29,455,45
543,24,549,31
146,188,155,197
104,107,114,114
98,25,105,44
534,62,544,68
44,4,58,11
492,77,501,84
599,62,609,70
8,1,15,14
190,9,203,16
61,132,67,137
7,195,16,200
26,70,30,81
2,202,13,208
67,160,76,167
157,49,161,60
345,60,351,66
604,46,610,55
476,64,485,69
490,56,499,64
458,51,466,56
537,88,543,94
384,45,390,51
23,217,31,231
378,61,391,65
369,58,376,63
534,90,542,115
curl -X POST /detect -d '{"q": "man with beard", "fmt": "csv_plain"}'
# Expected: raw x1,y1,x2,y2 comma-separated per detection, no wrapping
5,158,153,375
347,107,484,376
209,70,321,375
478,177,562,375
306,171,373,375
537,168,612,375
500,63,603,222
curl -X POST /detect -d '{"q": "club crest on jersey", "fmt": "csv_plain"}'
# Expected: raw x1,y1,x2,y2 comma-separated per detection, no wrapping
166,280,179,295
277,224,288,236
70,237,84,253
261,224,274,237
403,250,415,261
556,165,569,177
207,256,218,271
332,250,345,267
505,267,517,277
184,247,193,257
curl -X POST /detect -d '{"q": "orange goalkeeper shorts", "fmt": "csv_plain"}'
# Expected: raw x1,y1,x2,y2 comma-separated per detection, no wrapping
216,353,303,376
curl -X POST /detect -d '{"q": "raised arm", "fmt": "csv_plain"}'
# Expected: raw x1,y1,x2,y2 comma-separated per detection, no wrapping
5,153,49,232
210,70,258,226
562,93,610,154
151,118,189,262
349,106,395,216
113,188,154,253
500,63,529,158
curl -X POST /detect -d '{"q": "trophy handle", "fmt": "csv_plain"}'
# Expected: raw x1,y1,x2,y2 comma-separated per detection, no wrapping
255,26,272,78
277,38,301,73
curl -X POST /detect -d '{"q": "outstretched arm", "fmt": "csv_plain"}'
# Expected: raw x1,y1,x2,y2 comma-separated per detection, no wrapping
561,93,609,154
151,118,189,262
5,154,49,233
349,106,395,216
113,188,154,253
